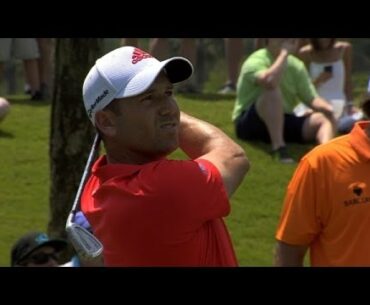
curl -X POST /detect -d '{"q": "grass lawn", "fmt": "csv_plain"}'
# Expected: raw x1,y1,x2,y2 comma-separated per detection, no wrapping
0,72,368,266
0,96,51,266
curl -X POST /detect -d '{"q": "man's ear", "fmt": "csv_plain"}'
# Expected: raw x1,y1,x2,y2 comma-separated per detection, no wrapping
95,110,117,137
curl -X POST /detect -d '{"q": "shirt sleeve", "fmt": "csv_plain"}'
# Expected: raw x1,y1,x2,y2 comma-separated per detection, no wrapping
242,55,270,84
275,157,323,246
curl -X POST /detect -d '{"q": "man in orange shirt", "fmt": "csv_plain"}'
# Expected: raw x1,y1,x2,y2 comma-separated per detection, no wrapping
275,91,370,266
81,46,249,266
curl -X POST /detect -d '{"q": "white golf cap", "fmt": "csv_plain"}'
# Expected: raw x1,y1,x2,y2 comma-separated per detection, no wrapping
83,46,193,125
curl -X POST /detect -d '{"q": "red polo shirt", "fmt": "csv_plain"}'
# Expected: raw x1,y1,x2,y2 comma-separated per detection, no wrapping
81,156,237,266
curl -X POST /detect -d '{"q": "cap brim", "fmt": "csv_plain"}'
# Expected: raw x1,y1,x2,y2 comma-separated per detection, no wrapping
162,57,194,84
116,57,193,99
19,240,68,262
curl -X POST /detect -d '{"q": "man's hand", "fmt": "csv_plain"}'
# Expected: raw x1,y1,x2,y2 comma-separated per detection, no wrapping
311,97,335,120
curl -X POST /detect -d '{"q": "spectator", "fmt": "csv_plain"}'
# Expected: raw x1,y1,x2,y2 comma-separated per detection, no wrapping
24,39,54,99
36,38,54,99
219,39,311,95
0,39,43,100
81,46,249,266
294,38,362,133
11,232,67,267
3,59,17,94
232,38,336,163
275,89,370,266
218,39,244,94
254,38,308,52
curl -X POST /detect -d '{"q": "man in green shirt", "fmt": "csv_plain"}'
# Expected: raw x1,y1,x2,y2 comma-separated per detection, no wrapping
232,38,335,163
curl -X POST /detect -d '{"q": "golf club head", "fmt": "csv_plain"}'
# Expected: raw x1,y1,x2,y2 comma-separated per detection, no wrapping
66,223,103,259
65,134,102,260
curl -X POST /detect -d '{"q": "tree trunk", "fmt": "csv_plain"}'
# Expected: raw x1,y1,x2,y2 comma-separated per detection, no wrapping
48,39,104,239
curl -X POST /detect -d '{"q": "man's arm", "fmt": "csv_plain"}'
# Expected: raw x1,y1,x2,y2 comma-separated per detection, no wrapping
179,112,249,198
255,49,288,89
310,96,335,119
256,39,299,89
274,240,309,267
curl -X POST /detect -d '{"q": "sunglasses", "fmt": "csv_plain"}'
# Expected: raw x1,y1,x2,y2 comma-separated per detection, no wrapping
20,252,59,266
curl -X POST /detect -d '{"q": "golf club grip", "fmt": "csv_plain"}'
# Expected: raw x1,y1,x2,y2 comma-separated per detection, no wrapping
70,133,101,216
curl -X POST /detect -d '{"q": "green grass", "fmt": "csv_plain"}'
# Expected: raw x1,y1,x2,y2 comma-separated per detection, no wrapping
0,96,51,266
0,72,368,266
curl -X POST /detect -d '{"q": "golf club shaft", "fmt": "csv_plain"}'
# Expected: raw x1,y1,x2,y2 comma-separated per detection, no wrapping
66,133,100,226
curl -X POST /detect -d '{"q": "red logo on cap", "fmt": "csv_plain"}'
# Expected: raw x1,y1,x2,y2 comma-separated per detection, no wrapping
132,48,153,64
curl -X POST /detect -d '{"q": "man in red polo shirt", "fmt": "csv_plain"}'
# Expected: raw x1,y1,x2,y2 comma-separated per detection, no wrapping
81,46,249,266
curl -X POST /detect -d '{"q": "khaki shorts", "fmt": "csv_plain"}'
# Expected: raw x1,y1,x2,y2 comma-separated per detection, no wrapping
0,38,39,61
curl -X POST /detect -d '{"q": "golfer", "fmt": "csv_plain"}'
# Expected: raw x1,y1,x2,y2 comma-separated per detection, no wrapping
81,46,249,266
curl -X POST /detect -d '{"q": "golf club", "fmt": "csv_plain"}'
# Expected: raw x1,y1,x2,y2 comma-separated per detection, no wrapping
65,133,103,259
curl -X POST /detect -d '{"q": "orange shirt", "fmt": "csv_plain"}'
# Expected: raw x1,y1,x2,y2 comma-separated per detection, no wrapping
81,156,238,266
276,122,370,266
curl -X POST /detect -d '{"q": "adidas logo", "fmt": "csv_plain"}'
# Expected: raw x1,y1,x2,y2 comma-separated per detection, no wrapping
132,48,152,64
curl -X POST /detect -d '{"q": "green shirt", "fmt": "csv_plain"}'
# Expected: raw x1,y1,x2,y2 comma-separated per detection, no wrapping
232,48,318,121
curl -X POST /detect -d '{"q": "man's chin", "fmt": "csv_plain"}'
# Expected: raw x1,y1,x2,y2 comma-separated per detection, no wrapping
164,144,179,156
145,139,179,160
158,142,179,158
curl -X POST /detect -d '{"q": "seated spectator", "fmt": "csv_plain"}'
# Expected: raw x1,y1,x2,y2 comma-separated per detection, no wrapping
232,38,336,163
294,38,363,134
11,232,67,267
